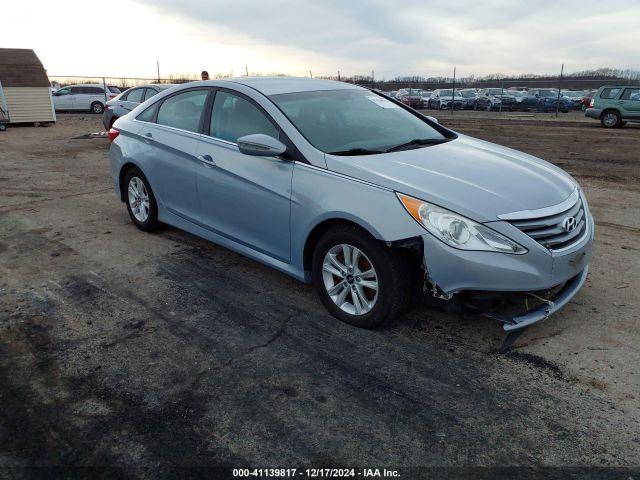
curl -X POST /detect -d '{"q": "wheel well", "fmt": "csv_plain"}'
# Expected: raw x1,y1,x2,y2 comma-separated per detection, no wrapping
118,162,138,202
600,108,620,118
303,219,376,272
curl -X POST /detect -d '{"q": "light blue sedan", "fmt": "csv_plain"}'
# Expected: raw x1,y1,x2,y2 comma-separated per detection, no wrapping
108,77,593,338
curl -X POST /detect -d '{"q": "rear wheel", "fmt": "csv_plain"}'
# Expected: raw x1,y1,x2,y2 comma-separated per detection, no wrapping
601,110,622,128
90,101,104,114
312,225,411,329
124,167,160,232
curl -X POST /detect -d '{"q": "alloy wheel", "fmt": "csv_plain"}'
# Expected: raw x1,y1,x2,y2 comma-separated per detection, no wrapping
128,176,150,222
322,244,379,315
603,113,618,127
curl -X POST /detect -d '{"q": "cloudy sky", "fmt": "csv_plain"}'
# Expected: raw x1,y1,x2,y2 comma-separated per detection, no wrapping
4,0,640,80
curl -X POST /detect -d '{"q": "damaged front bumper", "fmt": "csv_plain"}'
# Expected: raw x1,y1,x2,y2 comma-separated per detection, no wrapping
484,266,588,331
419,210,594,332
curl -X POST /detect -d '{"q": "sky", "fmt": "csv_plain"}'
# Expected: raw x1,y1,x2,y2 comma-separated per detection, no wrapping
4,0,640,80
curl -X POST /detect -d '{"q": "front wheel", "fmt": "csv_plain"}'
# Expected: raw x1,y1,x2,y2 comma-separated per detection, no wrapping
90,101,104,114
312,225,411,329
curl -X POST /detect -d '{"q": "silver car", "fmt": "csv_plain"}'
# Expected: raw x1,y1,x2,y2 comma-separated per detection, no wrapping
108,78,593,336
102,84,176,129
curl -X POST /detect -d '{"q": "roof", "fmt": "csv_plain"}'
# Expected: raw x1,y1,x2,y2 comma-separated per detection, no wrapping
218,77,363,96
0,49,50,88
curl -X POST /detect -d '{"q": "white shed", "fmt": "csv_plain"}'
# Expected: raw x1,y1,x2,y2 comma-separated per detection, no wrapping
0,49,56,124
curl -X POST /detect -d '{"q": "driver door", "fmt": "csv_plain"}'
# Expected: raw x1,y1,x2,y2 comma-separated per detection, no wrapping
53,87,73,110
195,89,293,262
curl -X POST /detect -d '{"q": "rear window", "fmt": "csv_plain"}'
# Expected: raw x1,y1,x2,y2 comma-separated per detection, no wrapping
156,89,208,133
621,88,640,101
108,86,121,93
126,88,145,103
600,88,621,99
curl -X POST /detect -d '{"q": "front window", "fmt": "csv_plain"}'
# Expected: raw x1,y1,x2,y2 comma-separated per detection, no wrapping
269,89,447,155
459,90,476,98
209,91,278,143
437,90,453,96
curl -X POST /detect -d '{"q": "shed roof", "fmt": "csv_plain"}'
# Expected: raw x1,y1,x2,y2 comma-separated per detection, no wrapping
0,49,50,88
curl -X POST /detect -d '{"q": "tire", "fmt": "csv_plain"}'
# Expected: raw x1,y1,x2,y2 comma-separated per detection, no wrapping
311,224,411,329
124,167,160,232
90,101,104,114
600,110,622,128
0,123,6,132
473,101,478,111
485,102,492,111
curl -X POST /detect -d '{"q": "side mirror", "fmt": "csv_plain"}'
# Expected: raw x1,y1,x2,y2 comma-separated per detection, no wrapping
237,134,287,158
425,115,439,124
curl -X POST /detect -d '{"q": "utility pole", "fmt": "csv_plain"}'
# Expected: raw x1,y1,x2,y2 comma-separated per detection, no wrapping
338,70,341,81
451,67,456,116
245,66,249,76
556,63,564,118
156,61,160,83
372,70,375,85
310,70,313,78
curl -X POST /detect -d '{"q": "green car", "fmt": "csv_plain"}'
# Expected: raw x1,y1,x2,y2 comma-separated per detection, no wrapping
585,85,640,128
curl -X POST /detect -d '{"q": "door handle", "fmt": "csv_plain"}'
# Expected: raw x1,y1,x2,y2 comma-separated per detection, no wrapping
197,154,216,167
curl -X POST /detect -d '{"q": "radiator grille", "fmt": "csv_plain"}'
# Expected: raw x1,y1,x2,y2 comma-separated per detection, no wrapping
507,195,587,251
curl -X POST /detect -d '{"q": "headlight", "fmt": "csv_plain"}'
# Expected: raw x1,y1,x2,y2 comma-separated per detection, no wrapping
397,193,527,254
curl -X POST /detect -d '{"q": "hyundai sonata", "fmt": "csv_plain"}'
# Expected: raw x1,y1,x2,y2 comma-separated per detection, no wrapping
108,77,593,336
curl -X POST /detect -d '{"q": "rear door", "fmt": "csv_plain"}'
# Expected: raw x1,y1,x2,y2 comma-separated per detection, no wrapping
69,87,85,110
619,88,640,118
136,88,210,222
194,89,293,262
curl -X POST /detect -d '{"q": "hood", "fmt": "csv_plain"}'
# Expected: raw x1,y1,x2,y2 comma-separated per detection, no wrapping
324,135,576,222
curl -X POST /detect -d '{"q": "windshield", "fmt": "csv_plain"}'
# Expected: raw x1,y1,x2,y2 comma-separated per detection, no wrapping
459,90,476,98
269,89,447,154
438,90,453,96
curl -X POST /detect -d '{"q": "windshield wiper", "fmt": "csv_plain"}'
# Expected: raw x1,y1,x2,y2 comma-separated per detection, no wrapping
328,147,384,156
385,138,450,153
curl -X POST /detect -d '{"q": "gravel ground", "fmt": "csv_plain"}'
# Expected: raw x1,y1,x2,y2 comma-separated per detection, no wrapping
0,113,638,477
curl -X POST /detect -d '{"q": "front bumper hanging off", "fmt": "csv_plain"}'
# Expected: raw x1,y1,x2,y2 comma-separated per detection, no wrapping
483,266,589,332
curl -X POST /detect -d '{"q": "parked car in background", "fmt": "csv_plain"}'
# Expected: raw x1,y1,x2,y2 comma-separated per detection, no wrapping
102,84,176,129
580,90,596,111
519,89,570,112
475,88,517,111
420,90,432,105
398,88,426,108
586,85,640,128
428,89,465,109
508,90,527,108
561,90,586,109
109,77,593,334
458,89,478,109
52,84,120,114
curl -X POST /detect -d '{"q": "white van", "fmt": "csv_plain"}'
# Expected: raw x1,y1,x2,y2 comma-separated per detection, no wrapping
52,84,120,114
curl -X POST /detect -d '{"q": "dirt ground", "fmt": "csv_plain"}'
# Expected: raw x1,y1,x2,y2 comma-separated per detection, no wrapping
0,112,639,476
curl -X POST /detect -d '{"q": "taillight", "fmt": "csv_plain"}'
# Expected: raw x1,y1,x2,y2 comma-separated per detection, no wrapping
589,98,594,107
108,128,120,142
